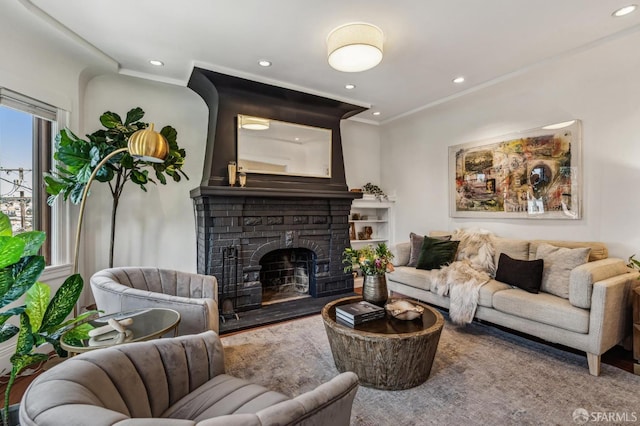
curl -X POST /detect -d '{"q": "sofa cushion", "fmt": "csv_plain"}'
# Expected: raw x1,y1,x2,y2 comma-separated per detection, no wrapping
530,240,607,262
535,243,591,299
386,266,434,292
390,242,411,267
416,237,460,270
163,374,289,421
408,233,451,267
492,237,530,267
492,289,590,333
495,253,544,294
478,279,512,308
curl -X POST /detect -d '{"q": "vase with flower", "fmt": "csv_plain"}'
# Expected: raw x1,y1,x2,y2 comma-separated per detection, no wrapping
343,243,394,306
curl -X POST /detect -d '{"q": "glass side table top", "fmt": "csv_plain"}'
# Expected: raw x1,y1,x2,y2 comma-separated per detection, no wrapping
61,308,181,354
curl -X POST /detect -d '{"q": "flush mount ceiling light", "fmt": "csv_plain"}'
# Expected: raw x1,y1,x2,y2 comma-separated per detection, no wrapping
542,120,576,130
149,60,164,66
258,59,272,67
327,23,383,72
612,4,637,17
239,115,270,130
345,84,356,89
453,76,465,84
372,111,381,116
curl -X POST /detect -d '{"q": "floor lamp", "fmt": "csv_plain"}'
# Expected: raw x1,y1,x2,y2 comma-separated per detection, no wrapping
72,124,169,314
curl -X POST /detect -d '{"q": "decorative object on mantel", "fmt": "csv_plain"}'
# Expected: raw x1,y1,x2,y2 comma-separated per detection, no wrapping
45,107,189,269
327,22,384,72
362,182,388,201
228,161,237,186
385,299,425,320
343,243,394,306
238,171,247,187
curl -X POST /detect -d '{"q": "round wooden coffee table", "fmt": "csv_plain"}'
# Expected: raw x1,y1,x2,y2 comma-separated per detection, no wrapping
322,296,444,390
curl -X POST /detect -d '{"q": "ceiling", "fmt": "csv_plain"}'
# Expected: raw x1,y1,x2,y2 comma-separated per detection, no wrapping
22,0,640,124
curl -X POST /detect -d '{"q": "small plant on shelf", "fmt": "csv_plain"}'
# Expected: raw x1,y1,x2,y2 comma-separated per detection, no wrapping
362,183,388,201
343,243,394,276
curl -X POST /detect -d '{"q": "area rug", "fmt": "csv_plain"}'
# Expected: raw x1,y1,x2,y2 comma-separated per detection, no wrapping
221,315,640,426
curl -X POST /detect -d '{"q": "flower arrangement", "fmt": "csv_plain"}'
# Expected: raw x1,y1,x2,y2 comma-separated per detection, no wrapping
343,243,394,276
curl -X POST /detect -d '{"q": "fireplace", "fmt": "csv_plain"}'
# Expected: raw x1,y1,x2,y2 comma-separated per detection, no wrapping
187,68,365,321
192,190,356,313
260,248,314,305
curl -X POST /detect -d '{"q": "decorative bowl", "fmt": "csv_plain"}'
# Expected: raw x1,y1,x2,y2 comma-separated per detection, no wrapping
385,299,425,321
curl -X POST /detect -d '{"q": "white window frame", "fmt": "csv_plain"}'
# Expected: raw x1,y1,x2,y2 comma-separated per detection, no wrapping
0,87,72,279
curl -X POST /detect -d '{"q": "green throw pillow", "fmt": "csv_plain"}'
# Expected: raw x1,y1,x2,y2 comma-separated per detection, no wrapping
416,237,460,270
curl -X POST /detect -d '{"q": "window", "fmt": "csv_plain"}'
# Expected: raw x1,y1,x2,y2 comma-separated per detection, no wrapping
0,88,57,264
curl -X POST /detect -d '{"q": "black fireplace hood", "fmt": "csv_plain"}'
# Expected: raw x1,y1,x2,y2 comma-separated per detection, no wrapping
187,67,367,195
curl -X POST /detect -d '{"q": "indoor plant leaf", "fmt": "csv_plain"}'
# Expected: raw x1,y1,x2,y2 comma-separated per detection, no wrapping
0,323,19,344
0,238,26,271
39,274,83,332
100,111,123,129
25,282,50,332
124,107,144,125
0,215,10,238
0,256,45,309
14,231,46,257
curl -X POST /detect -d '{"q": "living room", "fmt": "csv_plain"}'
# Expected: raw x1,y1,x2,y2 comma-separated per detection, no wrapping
2,1,640,424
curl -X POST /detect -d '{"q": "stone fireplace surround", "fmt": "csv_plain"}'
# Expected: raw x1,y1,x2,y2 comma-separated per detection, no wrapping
187,68,366,318
192,188,355,312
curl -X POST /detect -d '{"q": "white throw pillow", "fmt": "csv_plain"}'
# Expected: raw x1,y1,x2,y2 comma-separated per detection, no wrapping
535,243,591,299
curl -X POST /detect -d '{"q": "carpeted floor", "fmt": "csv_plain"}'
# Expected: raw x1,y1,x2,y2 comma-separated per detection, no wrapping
221,314,640,426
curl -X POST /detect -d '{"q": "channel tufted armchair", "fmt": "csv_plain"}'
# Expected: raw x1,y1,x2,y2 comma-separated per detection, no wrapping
90,267,219,335
19,331,359,425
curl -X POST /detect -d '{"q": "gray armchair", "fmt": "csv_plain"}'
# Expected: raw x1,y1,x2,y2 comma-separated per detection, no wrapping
20,331,359,426
90,267,219,335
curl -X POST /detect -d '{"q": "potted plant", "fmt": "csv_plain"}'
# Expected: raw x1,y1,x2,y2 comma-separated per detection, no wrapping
44,107,189,268
0,212,95,426
343,243,394,306
362,183,388,201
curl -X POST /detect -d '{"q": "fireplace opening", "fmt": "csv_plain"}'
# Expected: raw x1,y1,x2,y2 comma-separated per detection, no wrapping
260,248,316,305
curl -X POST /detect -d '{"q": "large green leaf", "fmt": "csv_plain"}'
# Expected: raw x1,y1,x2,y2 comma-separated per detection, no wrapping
56,140,90,171
0,256,45,308
9,352,47,376
0,324,19,343
124,107,144,125
0,306,25,326
14,313,35,355
0,214,11,237
0,237,25,270
25,282,50,332
69,182,86,205
61,322,94,347
14,231,46,257
40,274,83,332
100,111,122,129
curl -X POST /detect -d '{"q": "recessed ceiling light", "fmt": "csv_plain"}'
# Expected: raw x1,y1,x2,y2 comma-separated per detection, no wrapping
345,84,356,89
149,60,164,66
453,76,465,84
612,4,637,16
372,111,381,116
542,120,576,130
258,60,272,67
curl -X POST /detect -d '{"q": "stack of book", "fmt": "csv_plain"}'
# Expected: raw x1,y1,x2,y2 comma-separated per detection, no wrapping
336,300,385,326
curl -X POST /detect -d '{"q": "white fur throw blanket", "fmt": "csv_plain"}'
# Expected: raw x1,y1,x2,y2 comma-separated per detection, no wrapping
428,229,495,324
430,260,491,324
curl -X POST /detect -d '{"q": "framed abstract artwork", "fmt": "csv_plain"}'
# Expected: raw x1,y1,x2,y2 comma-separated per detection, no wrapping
449,120,582,219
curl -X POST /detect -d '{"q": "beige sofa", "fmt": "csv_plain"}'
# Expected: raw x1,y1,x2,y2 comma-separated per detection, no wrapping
387,234,639,376
20,331,359,425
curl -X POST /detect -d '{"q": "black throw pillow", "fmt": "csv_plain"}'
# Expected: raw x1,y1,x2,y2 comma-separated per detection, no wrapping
416,237,460,270
495,253,544,294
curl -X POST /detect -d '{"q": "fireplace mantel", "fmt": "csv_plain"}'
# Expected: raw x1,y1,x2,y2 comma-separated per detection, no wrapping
190,186,362,200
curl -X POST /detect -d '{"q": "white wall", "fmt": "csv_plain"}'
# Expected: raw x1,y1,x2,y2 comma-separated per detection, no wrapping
381,30,640,259
81,74,209,285
341,120,383,191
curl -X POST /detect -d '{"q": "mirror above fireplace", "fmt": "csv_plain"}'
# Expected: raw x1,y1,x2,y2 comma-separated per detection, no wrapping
237,114,332,178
